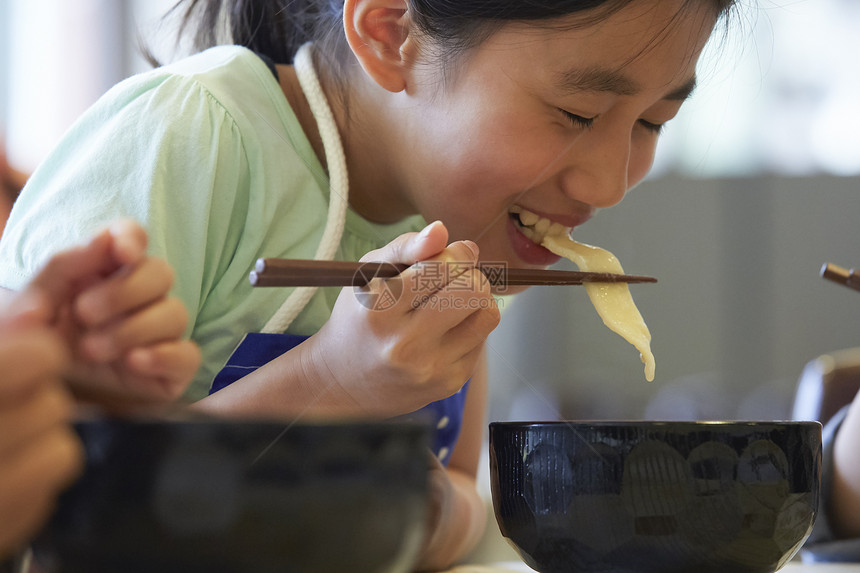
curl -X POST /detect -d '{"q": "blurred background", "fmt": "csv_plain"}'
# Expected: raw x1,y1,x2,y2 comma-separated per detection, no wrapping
0,0,858,425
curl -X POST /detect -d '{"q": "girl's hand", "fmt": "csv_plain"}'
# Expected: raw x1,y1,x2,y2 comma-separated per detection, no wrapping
0,292,82,557
27,219,201,402
302,221,501,417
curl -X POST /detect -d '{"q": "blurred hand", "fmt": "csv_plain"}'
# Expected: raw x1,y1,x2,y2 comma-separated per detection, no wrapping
26,219,201,403
0,292,82,558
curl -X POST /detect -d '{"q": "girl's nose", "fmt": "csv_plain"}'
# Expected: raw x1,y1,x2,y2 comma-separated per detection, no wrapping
558,122,634,209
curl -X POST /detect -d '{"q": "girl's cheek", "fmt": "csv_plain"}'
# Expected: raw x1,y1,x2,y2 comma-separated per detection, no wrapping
628,143,658,189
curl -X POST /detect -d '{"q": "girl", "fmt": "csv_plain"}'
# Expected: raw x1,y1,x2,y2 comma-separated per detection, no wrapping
0,219,201,560
0,1,736,568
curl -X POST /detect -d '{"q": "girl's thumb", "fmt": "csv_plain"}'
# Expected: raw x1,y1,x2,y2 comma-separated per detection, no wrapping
411,220,448,260
362,220,449,266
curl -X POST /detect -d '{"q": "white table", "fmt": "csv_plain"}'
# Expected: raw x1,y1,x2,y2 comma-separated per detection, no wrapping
445,562,860,573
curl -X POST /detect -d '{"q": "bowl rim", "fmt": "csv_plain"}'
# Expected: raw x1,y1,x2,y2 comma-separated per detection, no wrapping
489,419,822,429
72,415,431,432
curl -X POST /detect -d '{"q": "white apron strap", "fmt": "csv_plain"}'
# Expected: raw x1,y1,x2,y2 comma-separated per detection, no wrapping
262,43,350,334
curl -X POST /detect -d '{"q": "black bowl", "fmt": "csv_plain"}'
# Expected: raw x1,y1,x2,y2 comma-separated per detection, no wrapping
34,416,430,573
489,420,821,573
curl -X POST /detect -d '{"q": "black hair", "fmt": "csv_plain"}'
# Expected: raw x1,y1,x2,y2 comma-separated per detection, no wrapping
155,0,737,93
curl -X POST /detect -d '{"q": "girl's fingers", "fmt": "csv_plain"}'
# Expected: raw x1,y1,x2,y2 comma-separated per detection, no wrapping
440,300,501,357
124,340,202,399
429,342,486,401
74,256,175,328
356,231,481,322
106,218,148,267
359,220,449,266
389,240,481,313
406,267,497,334
78,296,188,362
424,306,495,396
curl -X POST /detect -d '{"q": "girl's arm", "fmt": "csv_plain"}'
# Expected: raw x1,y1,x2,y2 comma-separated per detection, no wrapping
416,349,489,571
195,222,500,420
830,391,860,538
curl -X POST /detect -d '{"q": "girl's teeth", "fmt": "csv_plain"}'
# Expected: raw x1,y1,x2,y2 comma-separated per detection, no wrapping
510,206,570,245
519,211,539,226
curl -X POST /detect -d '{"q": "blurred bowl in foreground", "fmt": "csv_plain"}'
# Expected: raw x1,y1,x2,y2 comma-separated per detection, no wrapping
489,420,821,573
35,416,429,573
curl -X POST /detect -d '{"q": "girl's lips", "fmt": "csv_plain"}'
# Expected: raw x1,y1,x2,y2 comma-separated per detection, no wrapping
506,216,561,266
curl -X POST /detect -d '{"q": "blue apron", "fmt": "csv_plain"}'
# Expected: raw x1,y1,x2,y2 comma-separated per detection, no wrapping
210,332,467,465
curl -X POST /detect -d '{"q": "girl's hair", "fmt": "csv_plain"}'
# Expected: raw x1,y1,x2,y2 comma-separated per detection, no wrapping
160,0,737,90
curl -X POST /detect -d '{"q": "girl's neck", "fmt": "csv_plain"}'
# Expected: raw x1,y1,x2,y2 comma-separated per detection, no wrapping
276,65,327,172
276,63,417,225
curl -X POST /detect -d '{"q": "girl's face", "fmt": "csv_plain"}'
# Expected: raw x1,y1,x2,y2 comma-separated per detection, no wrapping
391,0,718,282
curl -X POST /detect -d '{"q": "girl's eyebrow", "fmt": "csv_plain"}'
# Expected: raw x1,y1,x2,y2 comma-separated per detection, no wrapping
664,76,698,101
556,66,698,101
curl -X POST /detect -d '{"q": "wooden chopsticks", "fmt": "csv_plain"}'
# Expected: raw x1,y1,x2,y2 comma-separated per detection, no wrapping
821,262,860,292
249,258,657,288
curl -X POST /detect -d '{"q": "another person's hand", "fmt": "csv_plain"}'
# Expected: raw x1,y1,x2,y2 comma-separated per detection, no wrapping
0,292,82,558
302,221,500,417
26,219,201,403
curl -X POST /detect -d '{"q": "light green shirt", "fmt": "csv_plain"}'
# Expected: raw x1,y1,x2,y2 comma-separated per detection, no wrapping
0,46,426,400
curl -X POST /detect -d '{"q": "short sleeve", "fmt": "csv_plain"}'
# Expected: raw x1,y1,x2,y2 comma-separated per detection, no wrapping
0,67,251,340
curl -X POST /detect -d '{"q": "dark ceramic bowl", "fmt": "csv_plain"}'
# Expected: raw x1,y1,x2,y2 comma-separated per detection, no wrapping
489,421,821,573
34,416,430,573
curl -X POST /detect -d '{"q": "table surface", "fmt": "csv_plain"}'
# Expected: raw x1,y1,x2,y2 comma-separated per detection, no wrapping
444,561,860,573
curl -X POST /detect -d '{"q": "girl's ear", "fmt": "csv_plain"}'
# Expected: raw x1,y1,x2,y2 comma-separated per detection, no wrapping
343,0,415,93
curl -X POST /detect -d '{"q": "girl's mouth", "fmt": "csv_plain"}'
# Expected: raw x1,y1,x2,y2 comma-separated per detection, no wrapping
508,206,571,245
504,206,572,267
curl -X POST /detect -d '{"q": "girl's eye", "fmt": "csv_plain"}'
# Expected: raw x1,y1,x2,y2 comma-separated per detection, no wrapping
558,108,595,130
639,119,665,135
